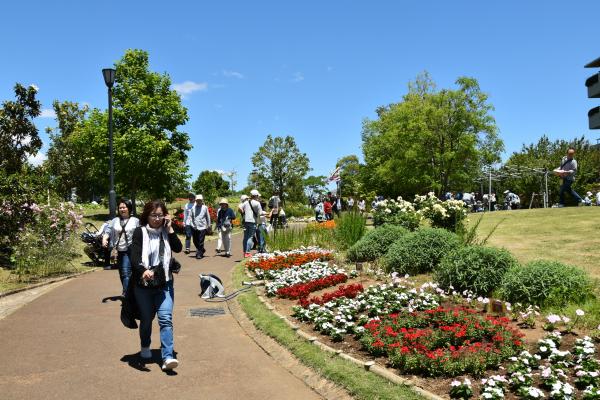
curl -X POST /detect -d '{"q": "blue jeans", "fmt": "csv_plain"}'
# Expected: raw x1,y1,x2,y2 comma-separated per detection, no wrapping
134,281,175,361
184,225,193,250
559,179,582,205
117,250,131,295
243,222,257,253
258,224,267,253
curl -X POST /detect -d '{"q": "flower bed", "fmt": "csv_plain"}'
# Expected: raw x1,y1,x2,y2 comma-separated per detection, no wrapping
359,306,524,377
246,247,333,278
277,273,349,299
264,261,349,296
299,283,364,308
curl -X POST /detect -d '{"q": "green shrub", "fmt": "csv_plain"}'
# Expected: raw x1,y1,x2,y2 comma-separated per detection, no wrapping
434,246,518,296
499,260,593,308
383,228,460,275
334,212,366,250
266,225,335,251
347,224,409,262
284,202,313,218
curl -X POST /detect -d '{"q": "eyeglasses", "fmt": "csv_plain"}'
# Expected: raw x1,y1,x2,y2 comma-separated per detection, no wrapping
149,214,165,220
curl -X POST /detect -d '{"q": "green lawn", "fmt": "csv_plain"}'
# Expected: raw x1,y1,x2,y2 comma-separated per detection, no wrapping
470,207,600,279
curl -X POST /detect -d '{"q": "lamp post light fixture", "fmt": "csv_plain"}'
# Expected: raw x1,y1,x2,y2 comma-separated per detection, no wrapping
102,68,117,218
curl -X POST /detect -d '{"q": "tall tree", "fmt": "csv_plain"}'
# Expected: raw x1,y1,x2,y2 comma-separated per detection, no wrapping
303,175,327,200
112,49,192,211
250,135,310,203
192,170,230,204
361,73,502,198
0,84,41,174
335,155,361,197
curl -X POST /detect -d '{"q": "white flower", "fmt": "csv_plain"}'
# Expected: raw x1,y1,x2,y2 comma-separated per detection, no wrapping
546,314,561,324
576,309,585,316
562,316,571,324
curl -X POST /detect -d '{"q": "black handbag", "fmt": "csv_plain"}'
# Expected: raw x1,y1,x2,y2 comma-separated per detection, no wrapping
139,236,167,288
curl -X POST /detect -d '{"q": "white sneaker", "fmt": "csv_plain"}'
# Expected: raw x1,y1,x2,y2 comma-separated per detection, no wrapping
140,347,152,359
162,358,179,370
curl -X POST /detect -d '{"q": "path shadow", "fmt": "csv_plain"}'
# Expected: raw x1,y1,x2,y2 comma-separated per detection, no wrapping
120,350,178,374
101,295,123,303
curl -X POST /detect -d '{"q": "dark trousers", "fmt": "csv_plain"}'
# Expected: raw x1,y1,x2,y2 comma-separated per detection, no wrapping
192,228,207,257
559,179,582,205
270,212,279,228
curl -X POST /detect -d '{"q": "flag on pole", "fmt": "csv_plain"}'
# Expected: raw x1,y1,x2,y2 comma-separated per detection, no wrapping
328,166,342,182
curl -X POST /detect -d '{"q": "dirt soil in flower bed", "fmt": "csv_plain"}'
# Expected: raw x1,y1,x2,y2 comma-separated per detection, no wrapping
260,276,600,399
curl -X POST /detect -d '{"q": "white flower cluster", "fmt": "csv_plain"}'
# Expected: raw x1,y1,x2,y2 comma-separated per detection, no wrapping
250,247,333,280
264,261,347,296
480,375,508,399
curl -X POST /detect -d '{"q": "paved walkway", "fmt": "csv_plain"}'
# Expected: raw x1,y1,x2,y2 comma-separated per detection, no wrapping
0,234,323,400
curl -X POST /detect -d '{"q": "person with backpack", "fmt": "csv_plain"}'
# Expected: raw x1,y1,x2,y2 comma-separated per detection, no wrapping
216,198,236,257
190,194,211,259
242,189,262,258
130,199,182,371
102,199,140,296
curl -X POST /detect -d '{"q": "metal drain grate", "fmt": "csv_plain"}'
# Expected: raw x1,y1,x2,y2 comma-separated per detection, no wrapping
188,307,226,317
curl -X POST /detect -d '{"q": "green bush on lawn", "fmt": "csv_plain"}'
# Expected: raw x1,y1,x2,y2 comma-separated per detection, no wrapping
347,224,409,262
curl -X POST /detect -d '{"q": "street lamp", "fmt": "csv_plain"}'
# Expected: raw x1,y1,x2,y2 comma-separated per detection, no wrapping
102,68,117,218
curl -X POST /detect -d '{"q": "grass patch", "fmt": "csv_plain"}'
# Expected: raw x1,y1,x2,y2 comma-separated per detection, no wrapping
232,263,423,400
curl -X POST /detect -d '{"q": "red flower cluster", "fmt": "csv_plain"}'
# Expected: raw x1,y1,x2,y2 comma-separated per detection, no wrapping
276,274,348,299
360,306,524,376
299,283,364,308
246,252,333,272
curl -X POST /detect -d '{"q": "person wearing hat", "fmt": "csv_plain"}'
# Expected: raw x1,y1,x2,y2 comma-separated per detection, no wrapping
583,191,593,206
216,198,236,257
191,194,211,259
242,190,263,258
183,193,196,254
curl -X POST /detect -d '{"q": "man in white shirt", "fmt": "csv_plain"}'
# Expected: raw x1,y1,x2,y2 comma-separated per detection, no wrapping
183,193,195,254
191,194,211,259
242,189,263,258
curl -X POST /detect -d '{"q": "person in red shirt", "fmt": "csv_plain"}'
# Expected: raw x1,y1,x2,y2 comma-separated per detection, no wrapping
323,200,333,220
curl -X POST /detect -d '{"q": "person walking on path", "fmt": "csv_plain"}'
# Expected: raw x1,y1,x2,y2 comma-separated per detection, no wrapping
191,194,211,259
347,197,354,211
102,199,139,297
556,147,583,207
268,194,281,229
357,198,366,215
130,200,182,371
216,198,236,257
183,193,195,254
242,189,262,258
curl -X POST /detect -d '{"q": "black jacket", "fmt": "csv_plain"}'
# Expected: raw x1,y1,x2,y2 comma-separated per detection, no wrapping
130,226,183,284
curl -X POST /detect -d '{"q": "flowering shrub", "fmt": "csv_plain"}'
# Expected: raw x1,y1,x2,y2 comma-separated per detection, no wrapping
276,273,348,299
449,378,473,399
171,207,185,234
359,306,524,377
414,192,468,231
246,247,333,279
372,197,422,230
299,283,364,308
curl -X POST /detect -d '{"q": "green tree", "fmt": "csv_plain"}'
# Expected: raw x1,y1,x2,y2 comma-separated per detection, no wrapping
192,170,230,204
361,73,502,198
250,135,310,203
0,84,41,174
303,175,327,200
336,155,361,197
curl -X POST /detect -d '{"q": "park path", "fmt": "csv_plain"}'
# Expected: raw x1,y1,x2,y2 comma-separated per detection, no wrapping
0,234,323,400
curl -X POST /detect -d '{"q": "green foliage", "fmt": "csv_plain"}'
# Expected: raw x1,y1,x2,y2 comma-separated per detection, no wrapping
336,154,362,197
371,198,422,230
250,135,310,203
265,225,335,252
435,246,518,296
500,135,600,207
347,224,409,262
413,193,468,231
303,175,327,199
333,212,366,250
0,83,41,174
383,228,461,275
283,202,313,218
361,72,502,198
499,260,593,307
192,170,230,203
456,214,504,246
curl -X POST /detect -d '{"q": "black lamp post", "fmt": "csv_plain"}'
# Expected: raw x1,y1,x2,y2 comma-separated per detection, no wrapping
102,68,117,218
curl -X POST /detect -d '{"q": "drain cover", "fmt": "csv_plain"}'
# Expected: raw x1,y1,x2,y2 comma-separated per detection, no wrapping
188,307,226,317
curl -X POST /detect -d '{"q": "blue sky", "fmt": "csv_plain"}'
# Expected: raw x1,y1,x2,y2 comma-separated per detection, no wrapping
2,1,599,191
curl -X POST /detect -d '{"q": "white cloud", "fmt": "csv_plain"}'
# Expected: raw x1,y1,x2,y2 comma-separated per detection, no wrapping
292,72,304,82
172,81,208,96
222,70,244,79
27,152,47,166
39,108,56,118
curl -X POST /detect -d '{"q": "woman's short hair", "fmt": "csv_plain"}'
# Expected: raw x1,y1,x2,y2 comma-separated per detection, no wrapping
118,198,133,214
140,199,168,226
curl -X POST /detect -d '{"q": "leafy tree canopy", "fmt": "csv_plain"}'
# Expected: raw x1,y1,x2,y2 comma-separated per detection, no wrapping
192,170,230,204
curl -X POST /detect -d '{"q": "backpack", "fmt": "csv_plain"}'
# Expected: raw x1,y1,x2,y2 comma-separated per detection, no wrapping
268,197,275,209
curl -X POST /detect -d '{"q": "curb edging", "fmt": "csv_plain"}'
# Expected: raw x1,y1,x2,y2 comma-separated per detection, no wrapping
0,268,98,299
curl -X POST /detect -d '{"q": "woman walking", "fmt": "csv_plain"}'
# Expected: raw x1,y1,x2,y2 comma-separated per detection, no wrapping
216,198,236,257
102,199,139,296
130,200,183,371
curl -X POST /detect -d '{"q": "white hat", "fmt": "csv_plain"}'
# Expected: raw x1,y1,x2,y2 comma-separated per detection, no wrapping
240,195,249,201
250,189,260,197
195,194,203,200
587,191,593,196
219,198,229,205
503,190,509,194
